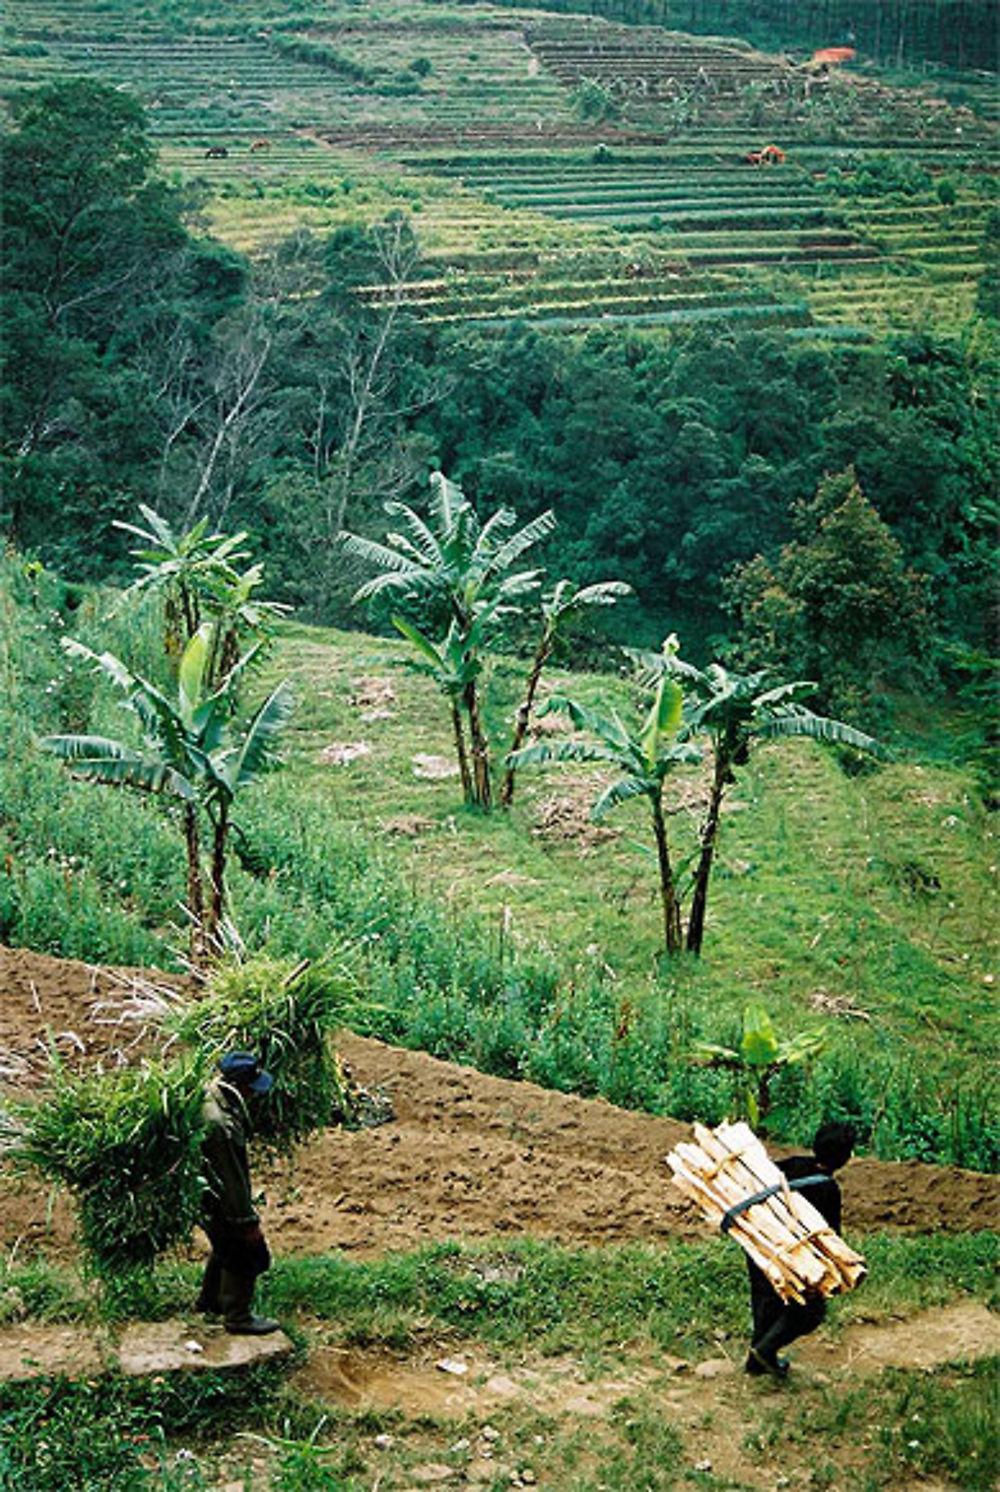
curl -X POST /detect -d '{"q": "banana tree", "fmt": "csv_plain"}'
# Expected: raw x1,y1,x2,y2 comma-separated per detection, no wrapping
115,506,250,656
115,505,287,693
508,637,700,955
693,1003,827,1131
341,471,556,807
500,577,632,807
193,638,296,935
630,652,885,955
40,625,293,961
391,614,480,802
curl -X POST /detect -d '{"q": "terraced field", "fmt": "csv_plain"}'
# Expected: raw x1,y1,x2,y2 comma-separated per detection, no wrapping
5,0,996,338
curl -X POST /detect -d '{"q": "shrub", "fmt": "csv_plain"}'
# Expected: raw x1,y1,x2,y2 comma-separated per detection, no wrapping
571,78,620,123
2,1055,207,1277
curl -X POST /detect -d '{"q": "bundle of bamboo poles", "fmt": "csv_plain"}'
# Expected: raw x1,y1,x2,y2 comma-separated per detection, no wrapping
666,1120,866,1303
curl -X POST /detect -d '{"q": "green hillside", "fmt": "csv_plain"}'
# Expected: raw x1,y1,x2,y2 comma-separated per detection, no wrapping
1,5,998,1479
4,0,997,336
2,554,996,1170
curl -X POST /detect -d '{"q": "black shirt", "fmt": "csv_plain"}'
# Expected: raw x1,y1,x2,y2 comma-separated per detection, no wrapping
778,1153,842,1233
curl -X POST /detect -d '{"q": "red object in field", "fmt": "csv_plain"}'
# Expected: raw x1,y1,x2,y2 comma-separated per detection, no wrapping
810,47,856,66
745,144,786,166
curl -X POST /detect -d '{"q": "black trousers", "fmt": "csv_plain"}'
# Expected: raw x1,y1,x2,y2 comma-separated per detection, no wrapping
197,1225,270,1325
748,1258,826,1360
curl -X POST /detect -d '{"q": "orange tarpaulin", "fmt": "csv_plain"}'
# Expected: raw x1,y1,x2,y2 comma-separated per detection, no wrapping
810,47,856,65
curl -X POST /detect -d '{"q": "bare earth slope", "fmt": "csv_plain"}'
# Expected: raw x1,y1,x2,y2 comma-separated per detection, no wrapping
1,945,996,1261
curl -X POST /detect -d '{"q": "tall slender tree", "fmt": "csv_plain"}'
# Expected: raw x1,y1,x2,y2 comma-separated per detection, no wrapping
501,577,632,806
40,626,293,963
629,650,884,954
509,637,700,954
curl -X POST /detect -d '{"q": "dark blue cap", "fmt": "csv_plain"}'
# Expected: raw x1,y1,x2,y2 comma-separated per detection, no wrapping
219,1051,273,1094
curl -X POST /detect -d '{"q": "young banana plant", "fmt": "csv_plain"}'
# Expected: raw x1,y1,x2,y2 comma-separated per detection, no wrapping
40,625,293,962
693,1003,827,1130
508,636,700,955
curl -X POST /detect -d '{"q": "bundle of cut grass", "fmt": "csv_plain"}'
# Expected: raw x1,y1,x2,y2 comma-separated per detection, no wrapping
666,1120,866,1303
172,954,357,1151
2,1056,206,1275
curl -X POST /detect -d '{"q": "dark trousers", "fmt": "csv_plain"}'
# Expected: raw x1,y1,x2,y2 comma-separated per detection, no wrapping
748,1258,826,1360
196,1226,270,1327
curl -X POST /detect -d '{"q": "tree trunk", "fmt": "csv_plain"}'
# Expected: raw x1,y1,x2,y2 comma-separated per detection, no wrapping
183,803,206,963
501,634,553,807
463,680,492,809
451,701,473,803
650,791,683,955
208,796,229,952
686,745,729,956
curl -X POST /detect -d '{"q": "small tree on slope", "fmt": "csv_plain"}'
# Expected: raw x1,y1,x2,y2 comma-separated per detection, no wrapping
40,625,293,964
340,470,555,807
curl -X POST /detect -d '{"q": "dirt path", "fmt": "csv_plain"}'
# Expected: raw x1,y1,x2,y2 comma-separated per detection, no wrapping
1,947,996,1489
293,1300,1000,1411
2,1300,994,1490
0,944,997,1263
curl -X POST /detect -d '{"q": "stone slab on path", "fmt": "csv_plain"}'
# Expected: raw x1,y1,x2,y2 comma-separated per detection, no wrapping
0,1319,293,1384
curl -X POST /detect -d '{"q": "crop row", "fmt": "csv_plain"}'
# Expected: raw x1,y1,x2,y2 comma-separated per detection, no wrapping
449,301,814,330
478,183,824,207
366,271,758,314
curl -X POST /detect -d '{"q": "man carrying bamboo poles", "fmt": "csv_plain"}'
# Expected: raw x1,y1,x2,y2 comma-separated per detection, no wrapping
744,1121,856,1378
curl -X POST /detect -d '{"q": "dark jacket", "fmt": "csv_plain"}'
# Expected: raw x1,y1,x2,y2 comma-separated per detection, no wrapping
778,1153,842,1233
201,1078,259,1232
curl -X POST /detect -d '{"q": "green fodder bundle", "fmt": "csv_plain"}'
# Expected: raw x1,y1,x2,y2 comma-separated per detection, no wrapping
173,954,356,1152
2,1056,207,1276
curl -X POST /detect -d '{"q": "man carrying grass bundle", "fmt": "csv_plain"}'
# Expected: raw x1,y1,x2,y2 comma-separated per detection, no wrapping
196,1051,280,1335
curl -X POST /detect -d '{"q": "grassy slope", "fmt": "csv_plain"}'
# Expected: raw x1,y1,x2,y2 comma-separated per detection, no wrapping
251,619,998,1092
268,621,995,991
4,584,995,1158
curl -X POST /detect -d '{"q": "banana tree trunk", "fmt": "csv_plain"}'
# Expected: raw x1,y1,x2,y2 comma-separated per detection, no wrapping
183,803,206,962
463,680,492,809
686,746,729,956
501,634,553,807
451,701,473,803
650,791,683,955
208,796,230,952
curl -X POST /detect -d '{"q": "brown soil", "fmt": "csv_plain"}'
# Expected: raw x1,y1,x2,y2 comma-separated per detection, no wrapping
1,945,997,1265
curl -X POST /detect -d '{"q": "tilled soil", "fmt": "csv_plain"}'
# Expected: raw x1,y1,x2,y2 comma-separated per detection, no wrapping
0,944,997,1263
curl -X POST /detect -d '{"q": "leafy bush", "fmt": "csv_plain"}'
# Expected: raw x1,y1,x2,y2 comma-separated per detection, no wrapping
855,153,933,197
269,34,374,85
571,78,620,123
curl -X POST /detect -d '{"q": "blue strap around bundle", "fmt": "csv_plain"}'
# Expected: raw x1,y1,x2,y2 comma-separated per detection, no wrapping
720,1174,829,1234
